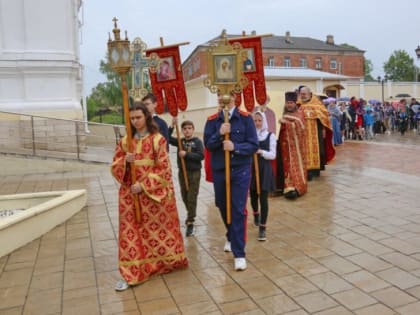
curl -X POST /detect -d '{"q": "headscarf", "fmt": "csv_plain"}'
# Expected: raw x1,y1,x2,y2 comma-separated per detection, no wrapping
254,110,269,141
328,103,341,119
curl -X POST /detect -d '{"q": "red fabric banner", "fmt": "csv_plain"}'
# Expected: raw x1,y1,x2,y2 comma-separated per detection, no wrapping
229,36,267,112
146,46,188,116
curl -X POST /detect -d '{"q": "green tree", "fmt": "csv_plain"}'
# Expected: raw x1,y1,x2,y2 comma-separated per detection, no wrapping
86,56,126,122
86,82,121,120
364,58,374,81
87,54,154,123
383,50,417,81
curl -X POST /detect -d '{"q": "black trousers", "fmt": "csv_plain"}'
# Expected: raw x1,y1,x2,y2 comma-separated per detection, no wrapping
250,189,269,226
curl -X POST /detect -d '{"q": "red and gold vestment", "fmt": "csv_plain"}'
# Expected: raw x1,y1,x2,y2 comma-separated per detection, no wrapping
111,133,188,285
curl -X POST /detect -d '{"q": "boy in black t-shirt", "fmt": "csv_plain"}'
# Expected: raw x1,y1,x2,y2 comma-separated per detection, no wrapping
169,118,204,236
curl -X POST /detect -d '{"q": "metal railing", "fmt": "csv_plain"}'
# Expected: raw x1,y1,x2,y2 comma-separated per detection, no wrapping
0,110,125,163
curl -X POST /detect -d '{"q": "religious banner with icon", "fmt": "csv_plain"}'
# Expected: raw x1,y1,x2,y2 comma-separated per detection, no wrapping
146,42,189,116
228,35,269,112
203,31,250,224
203,33,248,98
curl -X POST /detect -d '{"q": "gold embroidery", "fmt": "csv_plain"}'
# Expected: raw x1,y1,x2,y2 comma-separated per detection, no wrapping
291,125,306,183
119,253,186,266
141,184,164,203
148,173,170,187
134,159,155,166
122,136,128,151
305,119,320,170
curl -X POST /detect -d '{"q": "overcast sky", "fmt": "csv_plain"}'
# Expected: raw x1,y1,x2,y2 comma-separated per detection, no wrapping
80,0,420,94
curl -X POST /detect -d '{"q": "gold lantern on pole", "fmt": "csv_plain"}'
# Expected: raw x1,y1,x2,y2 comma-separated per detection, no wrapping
107,17,141,222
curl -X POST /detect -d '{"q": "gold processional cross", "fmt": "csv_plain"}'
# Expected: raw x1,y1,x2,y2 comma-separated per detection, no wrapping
129,37,159,101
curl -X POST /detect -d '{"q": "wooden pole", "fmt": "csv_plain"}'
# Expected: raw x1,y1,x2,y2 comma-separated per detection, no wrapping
175,121,189,191
253,154,261,195
146,41,190,52
121,75,141,222
223,103,231,224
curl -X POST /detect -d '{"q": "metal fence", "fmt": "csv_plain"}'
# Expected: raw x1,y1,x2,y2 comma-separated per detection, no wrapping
0,111,125,163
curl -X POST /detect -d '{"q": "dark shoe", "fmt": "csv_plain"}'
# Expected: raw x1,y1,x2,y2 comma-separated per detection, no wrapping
284,190,298,200
186,224,194,237
253,213,260,227
257,227,266,241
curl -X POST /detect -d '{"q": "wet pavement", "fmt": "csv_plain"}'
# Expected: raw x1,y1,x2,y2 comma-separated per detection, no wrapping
0,131,420,314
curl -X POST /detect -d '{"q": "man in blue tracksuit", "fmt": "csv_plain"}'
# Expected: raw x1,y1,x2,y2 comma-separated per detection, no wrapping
203,92,258,271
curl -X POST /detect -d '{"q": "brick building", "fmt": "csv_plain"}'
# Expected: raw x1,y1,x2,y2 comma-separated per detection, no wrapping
262,31,364,77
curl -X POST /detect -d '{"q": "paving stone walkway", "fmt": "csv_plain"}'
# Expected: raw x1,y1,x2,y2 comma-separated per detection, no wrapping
1,131,420,314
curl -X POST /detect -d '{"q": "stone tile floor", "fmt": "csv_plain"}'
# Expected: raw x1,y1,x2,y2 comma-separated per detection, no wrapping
1,131,420,314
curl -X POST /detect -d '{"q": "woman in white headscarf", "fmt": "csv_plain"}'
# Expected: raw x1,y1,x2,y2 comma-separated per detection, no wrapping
250,111,277,241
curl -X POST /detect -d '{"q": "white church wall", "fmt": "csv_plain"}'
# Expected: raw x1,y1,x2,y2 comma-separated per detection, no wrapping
0,0,85,154
0,0,83,119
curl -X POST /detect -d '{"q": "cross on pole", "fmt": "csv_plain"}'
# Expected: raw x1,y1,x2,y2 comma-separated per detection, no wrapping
129,37,159,101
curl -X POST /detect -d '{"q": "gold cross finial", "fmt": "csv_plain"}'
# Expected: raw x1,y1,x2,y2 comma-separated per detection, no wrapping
220,29,228,45
111,17,121,40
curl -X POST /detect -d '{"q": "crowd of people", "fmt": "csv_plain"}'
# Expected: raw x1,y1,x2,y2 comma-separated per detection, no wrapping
111,88,419,291
325,96,420,141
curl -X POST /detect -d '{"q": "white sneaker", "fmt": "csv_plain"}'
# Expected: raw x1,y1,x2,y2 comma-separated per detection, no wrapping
234,258,247,271
223,241,232,252
115,279,129,291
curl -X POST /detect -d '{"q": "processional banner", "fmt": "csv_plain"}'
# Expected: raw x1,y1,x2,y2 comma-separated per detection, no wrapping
228,36,267,112
146,45,188,116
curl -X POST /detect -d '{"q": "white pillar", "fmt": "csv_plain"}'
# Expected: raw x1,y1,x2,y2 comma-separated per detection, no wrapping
316,79,324,94
0,0,84,120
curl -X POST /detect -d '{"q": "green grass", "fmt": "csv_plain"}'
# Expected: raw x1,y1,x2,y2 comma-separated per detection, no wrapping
90,112,124,124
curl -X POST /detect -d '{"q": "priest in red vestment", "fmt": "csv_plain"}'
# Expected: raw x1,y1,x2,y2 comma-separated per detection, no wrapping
111,103,188,291
277,92,308,199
